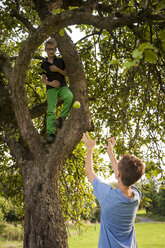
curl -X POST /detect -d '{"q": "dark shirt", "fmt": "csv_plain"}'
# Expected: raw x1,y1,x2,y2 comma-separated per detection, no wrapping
41,56,67,90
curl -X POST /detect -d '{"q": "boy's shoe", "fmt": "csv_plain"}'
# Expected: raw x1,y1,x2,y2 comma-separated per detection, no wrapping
55,117,63,129
47,134,55,144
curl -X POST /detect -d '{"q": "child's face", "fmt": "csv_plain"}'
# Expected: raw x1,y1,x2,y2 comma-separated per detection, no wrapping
45,44,56,57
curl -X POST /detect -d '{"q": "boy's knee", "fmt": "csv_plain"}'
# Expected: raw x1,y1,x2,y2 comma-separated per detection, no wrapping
69,92,74,102
64,91,74,103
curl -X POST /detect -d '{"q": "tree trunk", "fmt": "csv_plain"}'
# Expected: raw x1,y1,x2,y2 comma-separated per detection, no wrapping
23,160,68,248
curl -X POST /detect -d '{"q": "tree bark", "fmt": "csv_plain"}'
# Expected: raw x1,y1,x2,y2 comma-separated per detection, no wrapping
23,160,68,248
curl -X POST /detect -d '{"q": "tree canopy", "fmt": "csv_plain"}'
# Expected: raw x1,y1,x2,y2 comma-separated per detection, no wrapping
0,0,165,246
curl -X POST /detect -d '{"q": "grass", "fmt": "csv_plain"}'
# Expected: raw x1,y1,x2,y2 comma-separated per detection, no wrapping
0,240,23,248
1,222,164,248
0,223,23,248
135,223,165,248
68,224,99,248
68,222,165,248
1,211,165,248
136,209,146,216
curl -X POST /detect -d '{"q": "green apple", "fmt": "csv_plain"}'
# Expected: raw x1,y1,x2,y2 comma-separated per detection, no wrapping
73,101,80,109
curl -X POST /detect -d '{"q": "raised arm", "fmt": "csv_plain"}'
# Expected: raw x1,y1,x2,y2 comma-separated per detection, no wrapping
83,132,98,184
106,137,119,179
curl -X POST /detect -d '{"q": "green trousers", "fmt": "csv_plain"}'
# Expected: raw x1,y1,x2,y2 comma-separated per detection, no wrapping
46,86,73,135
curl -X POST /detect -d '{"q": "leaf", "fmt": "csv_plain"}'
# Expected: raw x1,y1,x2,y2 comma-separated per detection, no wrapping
109,59,120,65
59,29,65,37
138,42,151,52
123,60,139,68
138,42,156,52
145,197,152,202
159,29,165,41
66,27,72,33
157,0,165,11
132,49,143,59
144,50,157,63
162,42,165,51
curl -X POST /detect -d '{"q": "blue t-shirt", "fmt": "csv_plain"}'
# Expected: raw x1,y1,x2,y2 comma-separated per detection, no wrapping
92,177,141,248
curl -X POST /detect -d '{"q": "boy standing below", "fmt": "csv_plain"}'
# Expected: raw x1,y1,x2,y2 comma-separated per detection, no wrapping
83,132,145,248
41,38,73,143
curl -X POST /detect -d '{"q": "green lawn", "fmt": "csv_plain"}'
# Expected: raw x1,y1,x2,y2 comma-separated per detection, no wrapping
68,222,165,248
1,217,165,248
0,223,23,248
135,223,165,248
136,209,146,216
68,224,99,248
0,240,23,248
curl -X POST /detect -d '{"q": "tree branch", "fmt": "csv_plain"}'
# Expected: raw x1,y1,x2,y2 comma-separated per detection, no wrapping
10,10,36,32
74,30,102,45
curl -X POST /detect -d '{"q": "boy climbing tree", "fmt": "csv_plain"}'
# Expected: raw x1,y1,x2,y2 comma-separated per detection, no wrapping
41,38,73,143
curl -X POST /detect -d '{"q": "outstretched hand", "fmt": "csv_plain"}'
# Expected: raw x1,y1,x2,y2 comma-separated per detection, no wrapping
83,132,98,150
106,137,116,153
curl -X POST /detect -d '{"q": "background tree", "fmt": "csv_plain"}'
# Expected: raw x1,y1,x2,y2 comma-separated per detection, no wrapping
141,178,165,216
0,0,165,247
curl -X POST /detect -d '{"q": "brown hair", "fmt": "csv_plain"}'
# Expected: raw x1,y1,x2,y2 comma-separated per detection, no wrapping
44,38,57,49
118,154,145,186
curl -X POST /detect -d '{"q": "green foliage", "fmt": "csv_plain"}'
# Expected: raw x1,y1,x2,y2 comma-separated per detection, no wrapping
0,145,24,222
0,208,6,234
157,0,165,11
76,23,165,181
0,197,23,223
59,29,65,37
141,178,165,216
87,199,100,223
144,49,157,63
157,187,165,216
60,141,106,226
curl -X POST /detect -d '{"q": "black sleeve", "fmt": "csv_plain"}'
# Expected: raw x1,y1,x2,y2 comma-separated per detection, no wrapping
40,62,47,75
